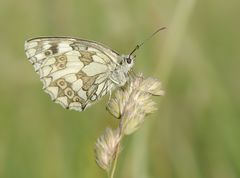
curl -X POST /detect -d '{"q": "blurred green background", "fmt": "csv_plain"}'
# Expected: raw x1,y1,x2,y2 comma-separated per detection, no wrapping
0,0,239,178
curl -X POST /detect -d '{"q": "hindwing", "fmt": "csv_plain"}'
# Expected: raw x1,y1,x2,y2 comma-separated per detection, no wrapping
25,37,119,111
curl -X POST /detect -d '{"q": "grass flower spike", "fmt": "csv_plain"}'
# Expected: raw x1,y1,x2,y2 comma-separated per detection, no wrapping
95,73,164,178
95,128,121,172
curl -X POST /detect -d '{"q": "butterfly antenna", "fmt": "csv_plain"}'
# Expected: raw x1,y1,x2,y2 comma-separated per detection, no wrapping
129,27,166,57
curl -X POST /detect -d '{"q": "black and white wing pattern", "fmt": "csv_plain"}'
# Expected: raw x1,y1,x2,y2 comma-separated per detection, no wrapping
25,37,121,111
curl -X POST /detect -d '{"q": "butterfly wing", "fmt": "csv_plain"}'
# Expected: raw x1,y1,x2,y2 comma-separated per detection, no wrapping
25,37,120,111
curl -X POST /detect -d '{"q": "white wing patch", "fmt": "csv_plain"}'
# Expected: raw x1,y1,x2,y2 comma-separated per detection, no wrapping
25,37,118,111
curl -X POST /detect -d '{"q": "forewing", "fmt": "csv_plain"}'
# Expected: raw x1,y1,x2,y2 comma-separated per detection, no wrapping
25,37,118,111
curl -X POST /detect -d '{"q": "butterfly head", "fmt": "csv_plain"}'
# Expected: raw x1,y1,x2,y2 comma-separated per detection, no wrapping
121,54,135,70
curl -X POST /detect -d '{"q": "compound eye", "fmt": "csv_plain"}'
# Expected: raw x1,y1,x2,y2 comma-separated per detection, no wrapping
126,58,132,64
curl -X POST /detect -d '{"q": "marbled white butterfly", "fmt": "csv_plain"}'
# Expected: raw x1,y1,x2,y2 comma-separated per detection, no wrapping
24,27,165,112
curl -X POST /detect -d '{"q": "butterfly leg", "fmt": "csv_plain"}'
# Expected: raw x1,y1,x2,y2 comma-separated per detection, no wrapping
107,80,112,105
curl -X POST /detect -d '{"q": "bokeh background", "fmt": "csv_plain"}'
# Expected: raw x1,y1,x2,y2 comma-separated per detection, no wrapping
0,0,239,178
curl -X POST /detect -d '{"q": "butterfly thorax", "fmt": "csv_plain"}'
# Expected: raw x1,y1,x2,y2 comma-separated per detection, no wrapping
109,55,134,86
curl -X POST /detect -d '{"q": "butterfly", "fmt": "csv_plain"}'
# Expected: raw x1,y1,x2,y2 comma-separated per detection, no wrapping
24,28,165,112
24,37,136,111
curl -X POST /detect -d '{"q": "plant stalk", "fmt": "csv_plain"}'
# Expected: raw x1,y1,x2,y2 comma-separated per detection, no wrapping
110,142,121,178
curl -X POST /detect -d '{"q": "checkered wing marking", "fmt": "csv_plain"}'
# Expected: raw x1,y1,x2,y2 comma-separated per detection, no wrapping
25,37,118,111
